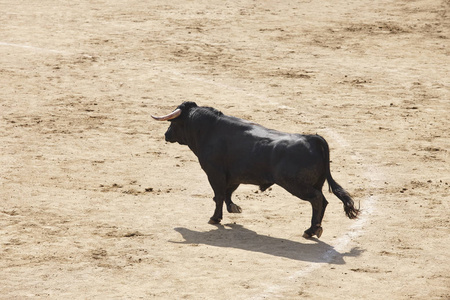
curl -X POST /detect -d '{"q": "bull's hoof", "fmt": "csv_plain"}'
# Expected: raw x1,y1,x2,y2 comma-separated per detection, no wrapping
315,227,323,238
208,218,222,225
302,231,313,239
302,227,323,239
229,203,242,213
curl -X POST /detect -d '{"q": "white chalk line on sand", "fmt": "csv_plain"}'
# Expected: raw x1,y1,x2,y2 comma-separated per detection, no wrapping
0,41,68,54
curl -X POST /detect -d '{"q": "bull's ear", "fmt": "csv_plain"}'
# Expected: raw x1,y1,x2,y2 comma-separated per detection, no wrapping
180,101,198,110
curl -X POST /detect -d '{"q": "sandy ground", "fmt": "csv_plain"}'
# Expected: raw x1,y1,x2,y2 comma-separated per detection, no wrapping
1,0,449,299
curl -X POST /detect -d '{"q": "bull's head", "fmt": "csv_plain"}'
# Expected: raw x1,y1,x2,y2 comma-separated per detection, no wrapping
152,102,198,145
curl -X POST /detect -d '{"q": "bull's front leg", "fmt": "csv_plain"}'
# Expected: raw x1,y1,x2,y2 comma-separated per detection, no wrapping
204,169,227,225
209,195,225,224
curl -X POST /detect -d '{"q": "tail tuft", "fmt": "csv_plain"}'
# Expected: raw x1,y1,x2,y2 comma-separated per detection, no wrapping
330,182,360,219
344,204,360,219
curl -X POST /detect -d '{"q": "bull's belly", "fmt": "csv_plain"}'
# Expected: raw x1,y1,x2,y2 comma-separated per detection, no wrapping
229,169,274,187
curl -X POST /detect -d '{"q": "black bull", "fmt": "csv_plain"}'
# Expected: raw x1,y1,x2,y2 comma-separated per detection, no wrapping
152,102,359,238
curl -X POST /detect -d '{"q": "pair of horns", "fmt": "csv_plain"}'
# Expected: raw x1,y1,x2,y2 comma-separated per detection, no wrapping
151,108,181,121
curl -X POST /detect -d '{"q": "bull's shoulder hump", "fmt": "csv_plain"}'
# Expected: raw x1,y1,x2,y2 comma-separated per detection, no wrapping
215,115,256,130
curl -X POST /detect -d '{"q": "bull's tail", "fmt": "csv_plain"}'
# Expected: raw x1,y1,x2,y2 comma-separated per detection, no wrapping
318,136,360,219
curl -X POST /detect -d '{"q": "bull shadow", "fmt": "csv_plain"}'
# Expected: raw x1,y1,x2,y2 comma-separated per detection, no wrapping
173,224,362,264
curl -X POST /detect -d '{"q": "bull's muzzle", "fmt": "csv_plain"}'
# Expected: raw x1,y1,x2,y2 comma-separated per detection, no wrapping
164,127,177,143
151,108,182,121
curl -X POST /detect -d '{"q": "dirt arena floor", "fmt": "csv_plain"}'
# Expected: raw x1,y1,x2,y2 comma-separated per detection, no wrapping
1,0,449,299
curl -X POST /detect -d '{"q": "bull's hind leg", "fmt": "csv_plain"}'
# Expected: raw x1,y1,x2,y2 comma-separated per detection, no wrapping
281,183,328,238
225,184,242,214
303,194,328,239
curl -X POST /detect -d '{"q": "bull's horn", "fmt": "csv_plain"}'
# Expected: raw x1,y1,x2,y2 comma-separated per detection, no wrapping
151,108,182,121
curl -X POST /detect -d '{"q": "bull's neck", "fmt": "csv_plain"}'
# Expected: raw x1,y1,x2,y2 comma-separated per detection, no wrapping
183,111,217,157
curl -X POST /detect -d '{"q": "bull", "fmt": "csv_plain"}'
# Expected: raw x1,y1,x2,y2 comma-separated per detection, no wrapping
152,102,359,238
